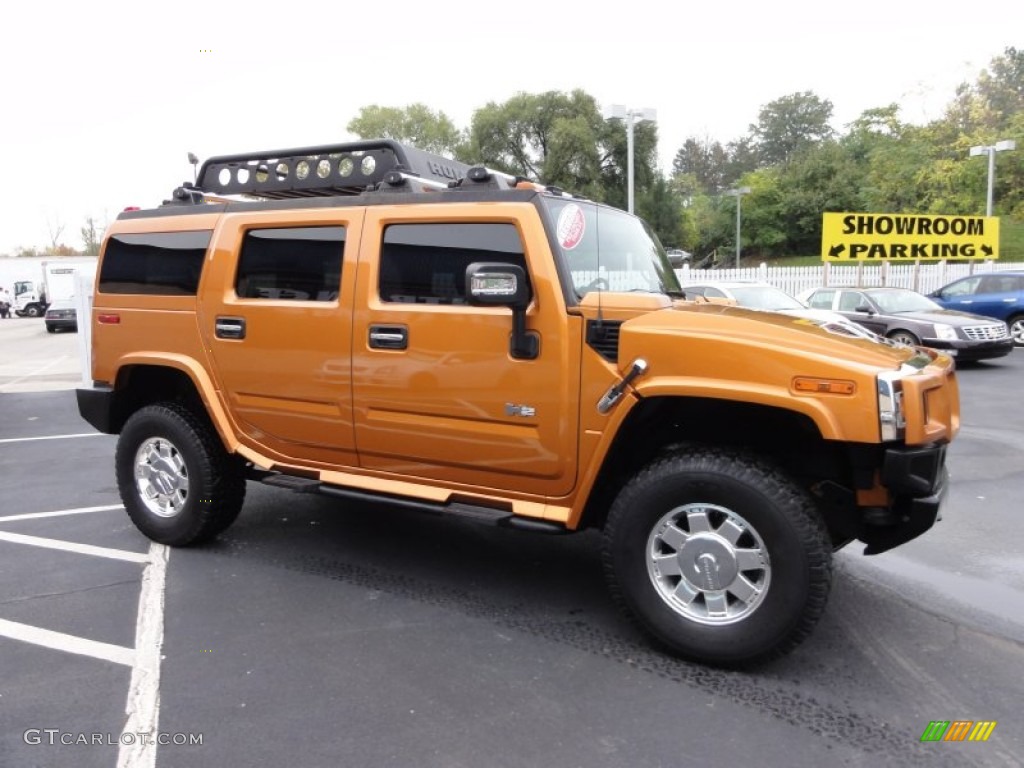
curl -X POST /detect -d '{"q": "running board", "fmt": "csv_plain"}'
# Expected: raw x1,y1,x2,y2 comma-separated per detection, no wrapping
253,471,567,534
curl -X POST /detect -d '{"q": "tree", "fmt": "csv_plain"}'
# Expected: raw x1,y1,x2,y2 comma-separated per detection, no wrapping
671,136,730,194
749,91,835,166
468,89,659,206
81,216,103,256
636,175,686,249
347,104,466,158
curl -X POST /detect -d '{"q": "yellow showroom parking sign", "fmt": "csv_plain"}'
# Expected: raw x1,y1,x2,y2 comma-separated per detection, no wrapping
821,212,999,261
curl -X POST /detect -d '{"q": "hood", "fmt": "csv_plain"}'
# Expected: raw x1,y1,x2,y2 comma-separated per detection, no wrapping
618,302,921,371
891,309,1000,327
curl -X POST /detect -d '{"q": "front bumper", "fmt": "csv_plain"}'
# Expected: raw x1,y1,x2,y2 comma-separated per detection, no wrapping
817,442,950,555
862,465,948,554
923,337,1014,362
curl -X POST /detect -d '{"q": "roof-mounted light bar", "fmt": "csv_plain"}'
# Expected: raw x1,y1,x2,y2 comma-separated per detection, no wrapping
193,139,473,200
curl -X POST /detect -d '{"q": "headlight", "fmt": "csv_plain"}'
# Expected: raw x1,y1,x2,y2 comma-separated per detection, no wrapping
877,370,907,441
933,323,957,341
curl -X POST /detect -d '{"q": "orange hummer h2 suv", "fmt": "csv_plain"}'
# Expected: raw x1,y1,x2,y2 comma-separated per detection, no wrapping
77,140,960,666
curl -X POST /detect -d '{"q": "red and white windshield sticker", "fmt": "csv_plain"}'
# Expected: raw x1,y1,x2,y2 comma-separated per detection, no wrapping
556,203,586,251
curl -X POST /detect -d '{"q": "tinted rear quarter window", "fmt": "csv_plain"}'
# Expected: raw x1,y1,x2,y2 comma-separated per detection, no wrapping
99,231,210,295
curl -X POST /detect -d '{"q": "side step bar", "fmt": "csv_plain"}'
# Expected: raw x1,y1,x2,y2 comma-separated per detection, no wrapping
252,470,568,534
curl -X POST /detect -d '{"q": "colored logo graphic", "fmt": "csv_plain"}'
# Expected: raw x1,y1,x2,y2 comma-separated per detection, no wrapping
920,721,997,742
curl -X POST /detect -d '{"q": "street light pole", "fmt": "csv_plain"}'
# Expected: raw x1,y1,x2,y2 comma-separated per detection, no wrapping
969,140,1016,216
606,105,657,214
725,187,751,268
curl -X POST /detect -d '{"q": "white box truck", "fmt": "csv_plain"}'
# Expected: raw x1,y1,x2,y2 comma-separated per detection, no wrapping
14,258,97,317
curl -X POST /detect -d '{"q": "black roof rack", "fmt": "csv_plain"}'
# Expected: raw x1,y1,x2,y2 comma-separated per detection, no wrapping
192,139,473,200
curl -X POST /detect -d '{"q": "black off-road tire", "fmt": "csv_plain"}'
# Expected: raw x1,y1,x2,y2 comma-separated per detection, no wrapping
602,447,832,667
116,402,246,546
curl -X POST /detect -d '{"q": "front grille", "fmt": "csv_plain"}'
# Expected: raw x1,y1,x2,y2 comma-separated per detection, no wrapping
963,324,1008,341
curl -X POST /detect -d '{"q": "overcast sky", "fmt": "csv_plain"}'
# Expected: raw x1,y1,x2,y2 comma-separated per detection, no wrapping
0,0,1014,254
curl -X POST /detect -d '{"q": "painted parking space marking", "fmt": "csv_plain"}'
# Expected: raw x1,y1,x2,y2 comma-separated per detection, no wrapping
0,432,108,445
119,541,168,768
0,617,136,666
0,503,168,767
0,530,150,563
0,503,124,523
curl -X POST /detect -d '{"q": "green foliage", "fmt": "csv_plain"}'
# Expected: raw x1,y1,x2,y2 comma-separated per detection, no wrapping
749,91,835,166
347,104,465,157
1002,217,1024,260
468,89,653,204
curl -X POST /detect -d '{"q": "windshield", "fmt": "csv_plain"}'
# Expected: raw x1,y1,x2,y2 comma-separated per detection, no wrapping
727,285,804,311
865,289,941,313
542,198,681,297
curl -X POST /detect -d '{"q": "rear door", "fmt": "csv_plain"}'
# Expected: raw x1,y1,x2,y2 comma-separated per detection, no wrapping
200,211,361,467
350,204,581,497
971,274,1024,320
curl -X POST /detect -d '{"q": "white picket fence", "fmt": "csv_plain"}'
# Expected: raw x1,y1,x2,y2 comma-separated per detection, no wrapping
674,260,1020,296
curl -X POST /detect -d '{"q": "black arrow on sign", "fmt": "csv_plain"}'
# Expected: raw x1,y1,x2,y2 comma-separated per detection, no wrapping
981,244,993,257
829,243,846,257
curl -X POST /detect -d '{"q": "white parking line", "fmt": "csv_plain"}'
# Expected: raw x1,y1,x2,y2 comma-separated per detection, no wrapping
0,618,135,666
0,504,123,523
0,432,107,444
0,530,149,563
0,504,169,767
118,542,168,768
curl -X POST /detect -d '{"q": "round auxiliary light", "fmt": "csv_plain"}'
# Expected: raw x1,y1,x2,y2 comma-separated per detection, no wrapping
317,159,331,178
296,160,310,180
338,157,354,177
361,155,376,175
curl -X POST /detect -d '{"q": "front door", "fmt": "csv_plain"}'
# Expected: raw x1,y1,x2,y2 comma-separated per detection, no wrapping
351,208,580,497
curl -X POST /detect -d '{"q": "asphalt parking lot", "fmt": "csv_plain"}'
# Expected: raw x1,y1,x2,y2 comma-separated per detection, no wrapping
1,318,1022,767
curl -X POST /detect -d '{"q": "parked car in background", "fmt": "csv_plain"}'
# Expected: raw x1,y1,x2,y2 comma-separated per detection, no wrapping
44,299,77,333
800,286,1014,362
681,280,874,335
666,248,691,267
927,270,1024,347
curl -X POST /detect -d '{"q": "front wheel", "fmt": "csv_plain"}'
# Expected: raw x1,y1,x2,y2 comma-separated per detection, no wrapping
116,402,246,546
602,448,832,666
1008,314,1024,347
887,329,919,347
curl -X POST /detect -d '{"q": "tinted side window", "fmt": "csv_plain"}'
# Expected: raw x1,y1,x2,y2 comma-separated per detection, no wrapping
838,292,863,312
379,223,527,304
100,231,210,295
236,227,345,301
945,276,981,297
806,290,834,309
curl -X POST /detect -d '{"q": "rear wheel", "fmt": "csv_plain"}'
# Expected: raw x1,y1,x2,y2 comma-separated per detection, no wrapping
602,448,832,666
116,402,246,545
1008,314,1024,347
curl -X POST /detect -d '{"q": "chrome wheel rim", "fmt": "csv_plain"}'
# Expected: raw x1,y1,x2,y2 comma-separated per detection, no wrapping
1010,318,1024,346
134,437,189,518
646,503,770,625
